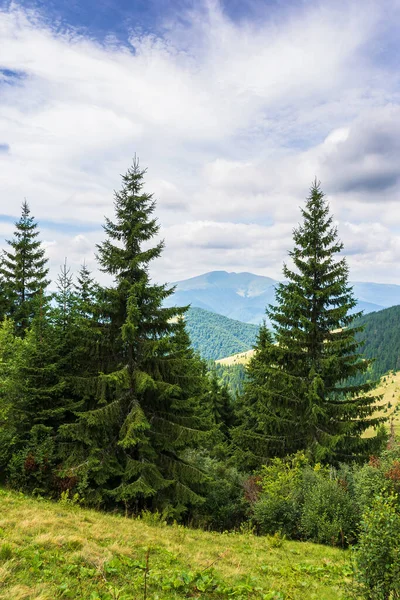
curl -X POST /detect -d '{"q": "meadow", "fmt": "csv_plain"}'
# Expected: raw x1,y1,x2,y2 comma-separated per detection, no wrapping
0,489,352,600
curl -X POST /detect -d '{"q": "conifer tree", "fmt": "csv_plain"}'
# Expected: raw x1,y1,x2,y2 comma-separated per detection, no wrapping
207,370,235,440
6,299,82,492
0,201,49,334
0,258,8,322
75,262,99,319
234,181,385,467
55,259,75,332
0,318,24,472
60,159,208,511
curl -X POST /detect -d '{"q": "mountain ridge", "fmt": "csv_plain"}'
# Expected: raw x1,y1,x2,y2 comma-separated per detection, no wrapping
165,270,400,323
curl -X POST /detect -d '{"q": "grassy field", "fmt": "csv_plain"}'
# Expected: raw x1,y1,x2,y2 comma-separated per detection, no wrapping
216,349,255,366
0,489,353,600
364,369,400,436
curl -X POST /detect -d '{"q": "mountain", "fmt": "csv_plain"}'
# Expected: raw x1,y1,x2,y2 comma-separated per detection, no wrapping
210,304,400,395
185,307,258,360
167,271,277,324
353,305,400,382
166,271,400,324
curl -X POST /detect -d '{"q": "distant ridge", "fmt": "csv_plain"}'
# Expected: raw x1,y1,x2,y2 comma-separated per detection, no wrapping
165,270,400,324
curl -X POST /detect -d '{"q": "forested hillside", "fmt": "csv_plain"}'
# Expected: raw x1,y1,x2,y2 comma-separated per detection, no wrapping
210,303,400,393
354,305,400,382
186,307,258,360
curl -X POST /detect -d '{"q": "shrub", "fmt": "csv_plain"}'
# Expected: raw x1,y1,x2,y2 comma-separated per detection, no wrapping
7,424,56,494
301,475,358,546
189,454,248,531
355,494,400,599
252,453,308,538
353,463,387,516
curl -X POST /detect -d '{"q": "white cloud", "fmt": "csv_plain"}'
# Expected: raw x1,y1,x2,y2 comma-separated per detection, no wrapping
0,1,400,285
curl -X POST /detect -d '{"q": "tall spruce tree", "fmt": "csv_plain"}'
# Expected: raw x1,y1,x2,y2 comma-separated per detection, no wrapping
233,181,385,467
60,158,208,511
0,201,49,334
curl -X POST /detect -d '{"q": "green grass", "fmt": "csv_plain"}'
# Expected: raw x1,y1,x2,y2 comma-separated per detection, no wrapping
0,488,353,599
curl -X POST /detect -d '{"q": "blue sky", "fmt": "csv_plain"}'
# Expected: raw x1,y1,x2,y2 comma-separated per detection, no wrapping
1,0,400,285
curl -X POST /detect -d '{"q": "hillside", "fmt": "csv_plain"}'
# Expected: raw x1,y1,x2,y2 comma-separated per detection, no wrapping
364,369,400,436
168,271,276,324
186,307,258,360
165,270,400,324
0,488,351,599
353,305,400,382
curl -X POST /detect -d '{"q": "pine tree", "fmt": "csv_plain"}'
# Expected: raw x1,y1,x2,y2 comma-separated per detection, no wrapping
0,257,8,322
234,181,385,467
0,201,49,334
0,318,24,473
55,259,75,332
6,300,82,492
207,370,235,440
232,324,290,470
75,262,99,319
60,159,208,511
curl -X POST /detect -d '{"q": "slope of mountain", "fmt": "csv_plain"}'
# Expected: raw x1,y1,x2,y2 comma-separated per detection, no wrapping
353,305,400,382
168,271,277,324
208,304,400,395
166,271,400,324
185,307,258,360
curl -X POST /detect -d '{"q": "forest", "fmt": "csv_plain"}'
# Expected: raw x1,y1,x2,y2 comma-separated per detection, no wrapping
1,159,400,598
185,307,258,360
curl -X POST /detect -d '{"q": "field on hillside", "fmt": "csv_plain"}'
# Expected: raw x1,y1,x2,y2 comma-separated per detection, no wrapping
364,370,400,436
216,349,255,366
217,347,400,435
0,489,353,600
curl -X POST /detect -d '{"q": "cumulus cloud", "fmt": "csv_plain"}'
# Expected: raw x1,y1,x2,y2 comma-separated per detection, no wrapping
0,0,400,284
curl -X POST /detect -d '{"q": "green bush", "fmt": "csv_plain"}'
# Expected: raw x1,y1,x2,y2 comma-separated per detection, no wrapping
189,454,248,531
252,453,308,538
355,494,400,599
7,424,56,494
301,474,358,546
353,463,387,515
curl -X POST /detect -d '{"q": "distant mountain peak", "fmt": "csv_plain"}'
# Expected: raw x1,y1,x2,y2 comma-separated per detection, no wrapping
164,270,400,324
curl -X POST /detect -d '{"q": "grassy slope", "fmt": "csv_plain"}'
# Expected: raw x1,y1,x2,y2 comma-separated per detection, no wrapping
0,489,351,600
364,370,400,436
216,349,255,366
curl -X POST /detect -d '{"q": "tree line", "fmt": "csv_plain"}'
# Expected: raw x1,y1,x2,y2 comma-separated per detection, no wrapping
0,158,387,519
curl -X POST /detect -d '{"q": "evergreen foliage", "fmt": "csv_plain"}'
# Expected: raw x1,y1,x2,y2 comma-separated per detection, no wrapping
214,362,247,397
59,158,210,511
0,201,49,334
233,181,385,468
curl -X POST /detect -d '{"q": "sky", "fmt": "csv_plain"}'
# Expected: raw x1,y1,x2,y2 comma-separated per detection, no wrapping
1,0,400,286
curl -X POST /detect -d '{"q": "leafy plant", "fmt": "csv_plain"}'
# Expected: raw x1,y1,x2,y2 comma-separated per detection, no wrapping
354,494,400,599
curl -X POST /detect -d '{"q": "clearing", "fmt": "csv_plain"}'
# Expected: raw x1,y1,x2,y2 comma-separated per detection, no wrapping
0,488,351,599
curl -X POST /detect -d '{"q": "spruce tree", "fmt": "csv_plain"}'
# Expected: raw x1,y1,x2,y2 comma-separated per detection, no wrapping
6,299,82,492
234,181,385,467
55,259,75,332
60,159,208,511
75,262,99,319
207,370,235,440
1,201,49,334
